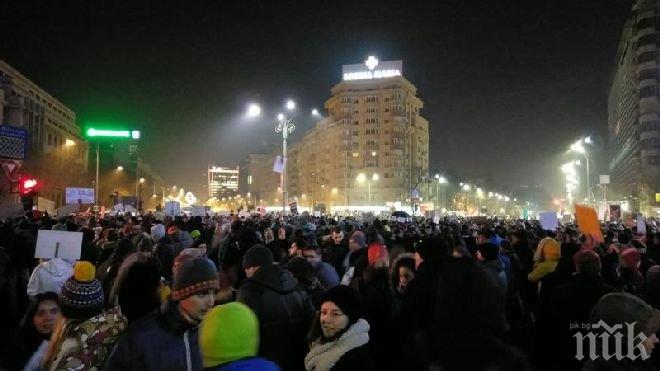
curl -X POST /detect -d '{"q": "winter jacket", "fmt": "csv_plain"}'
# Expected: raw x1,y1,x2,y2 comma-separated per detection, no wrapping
179,231,194,249
104,301,202,371
237,264,315,371
483,259,508,289
312,261,340,289
305,319,374,371
211,357,280,371
49,307,126,371
322,241,349,276
26,258,73,296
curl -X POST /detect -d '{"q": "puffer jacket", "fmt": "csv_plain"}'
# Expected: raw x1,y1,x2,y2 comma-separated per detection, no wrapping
49,307,126,371
104,301,202,371
238,264,315,371
26,258,73,296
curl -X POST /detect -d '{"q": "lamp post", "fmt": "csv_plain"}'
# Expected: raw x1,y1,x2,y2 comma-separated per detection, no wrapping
434,174,448,211
357,173,379,206
246,100,321,214
569,137,593,203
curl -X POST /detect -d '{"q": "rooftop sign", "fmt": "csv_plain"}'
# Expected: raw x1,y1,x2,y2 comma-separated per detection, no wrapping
342,56,402,81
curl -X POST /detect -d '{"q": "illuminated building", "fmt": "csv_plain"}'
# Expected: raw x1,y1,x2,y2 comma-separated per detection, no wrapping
608,1,660,214
208,165,239,199
0,59,89,207
288,56,429,209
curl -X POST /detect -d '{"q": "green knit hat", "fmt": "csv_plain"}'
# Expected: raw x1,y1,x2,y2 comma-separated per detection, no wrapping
199,302,259,368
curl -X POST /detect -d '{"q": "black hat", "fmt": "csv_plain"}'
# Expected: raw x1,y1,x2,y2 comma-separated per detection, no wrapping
242,244,273,269
321,286,363,325
171,257,219,301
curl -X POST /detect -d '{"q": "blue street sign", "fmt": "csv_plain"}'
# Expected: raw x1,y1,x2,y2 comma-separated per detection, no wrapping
0,125,28,139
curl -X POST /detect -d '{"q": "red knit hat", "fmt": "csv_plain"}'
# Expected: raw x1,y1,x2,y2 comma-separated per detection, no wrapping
367,242,389,266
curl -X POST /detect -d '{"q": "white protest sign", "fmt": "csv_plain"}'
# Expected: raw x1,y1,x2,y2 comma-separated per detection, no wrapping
539,211,558,231
35,230,82,260
637,216,647,235
165,201,181,217
190,206,206,217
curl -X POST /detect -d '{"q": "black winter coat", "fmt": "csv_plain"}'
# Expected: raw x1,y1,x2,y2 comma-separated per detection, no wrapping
237,264,315,371
155,236,183,282
104,301,202,371
330,344,374,371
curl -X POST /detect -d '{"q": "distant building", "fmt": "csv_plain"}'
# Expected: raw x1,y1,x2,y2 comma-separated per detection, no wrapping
239,153,281,205
0,59,89,207
288,56,429,209
208,165,239,199
608,1,660,214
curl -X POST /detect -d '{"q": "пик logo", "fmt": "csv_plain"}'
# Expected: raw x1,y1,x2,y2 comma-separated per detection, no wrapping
574,321,650,361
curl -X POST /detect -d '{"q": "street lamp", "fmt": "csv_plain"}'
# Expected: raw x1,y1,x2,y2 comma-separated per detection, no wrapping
433,174,448,210
311,108,320,116
117,166,123,171
357,173,379,206
569,137,592,203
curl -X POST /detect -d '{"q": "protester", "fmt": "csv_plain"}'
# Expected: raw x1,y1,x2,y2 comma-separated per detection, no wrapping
642,265,660,309
26,258,73,297
199,302,279,371
339,231,368,286
3,292,60,370
305,286,374,371
527,236,560,283
322,227,349,275
105,257,218,371
238,245,315,371
619,247,645,295
43,261,126,370
287,256,327,309
302,244,339,289
477,242,508,288
108,253,162,324
584,293,660,370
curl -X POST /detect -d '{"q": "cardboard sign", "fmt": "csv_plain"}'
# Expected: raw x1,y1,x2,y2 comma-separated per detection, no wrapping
190,206,207,217
35,230,82,260
539,211,558,231
575,205,603,243
289,201,298,215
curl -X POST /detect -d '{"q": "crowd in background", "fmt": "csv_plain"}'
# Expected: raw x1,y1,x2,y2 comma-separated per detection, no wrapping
0,211,659,371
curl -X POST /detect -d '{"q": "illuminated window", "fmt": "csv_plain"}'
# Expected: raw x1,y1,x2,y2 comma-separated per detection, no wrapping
352,152,359,157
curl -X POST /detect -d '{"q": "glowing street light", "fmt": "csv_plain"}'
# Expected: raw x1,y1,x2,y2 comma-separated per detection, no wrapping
286,99,295,111
65,139,76,146
117,166,124,171
246,103,261,118
139,178,145,183
462,184,471,191
311,108,320,116
277,113,285,122
356,173,378,205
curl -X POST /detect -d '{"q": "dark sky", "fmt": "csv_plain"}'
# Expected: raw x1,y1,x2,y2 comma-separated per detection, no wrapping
0,0,630,200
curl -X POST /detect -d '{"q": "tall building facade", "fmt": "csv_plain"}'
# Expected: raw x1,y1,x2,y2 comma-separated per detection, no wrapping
608,1,660,214
0,59,89,207
208,165,239,199
239,153,281,205
288,56,429,209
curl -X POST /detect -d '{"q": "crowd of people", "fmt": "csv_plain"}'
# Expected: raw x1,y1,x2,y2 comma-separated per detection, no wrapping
0,211,659,371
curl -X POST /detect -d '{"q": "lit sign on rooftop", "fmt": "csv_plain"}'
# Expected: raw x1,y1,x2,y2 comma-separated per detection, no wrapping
342,56,402,81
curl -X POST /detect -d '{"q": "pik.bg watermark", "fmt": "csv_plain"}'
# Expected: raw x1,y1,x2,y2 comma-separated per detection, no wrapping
571,321,651,361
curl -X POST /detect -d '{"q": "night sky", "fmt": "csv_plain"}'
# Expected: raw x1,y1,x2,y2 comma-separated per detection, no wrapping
0,0,630,201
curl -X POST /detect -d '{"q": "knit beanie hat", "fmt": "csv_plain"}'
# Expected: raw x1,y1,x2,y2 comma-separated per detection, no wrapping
59,261,104,320
573,249,601,273
173,248,205,277
321,285,364,326
537,237,561,262
367,242,389,266
190,230,201,240
242,244,273,269
199,302,259,368
151,224,165,242
620,248,641,269
590,292,660,337
171,257,219,301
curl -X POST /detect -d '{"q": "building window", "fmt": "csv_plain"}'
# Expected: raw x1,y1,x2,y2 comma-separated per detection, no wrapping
48,134,52,145
392,92,402,99
365,118,379,124
365,96,379,103
352,130,359,136
640,85,656,98
248,175,253,185
366,107,377,113
352,152,359,157
638,51,656,63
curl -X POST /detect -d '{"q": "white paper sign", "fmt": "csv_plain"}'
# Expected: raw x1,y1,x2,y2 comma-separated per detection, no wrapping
165,201,181,217
190,206,206,217
539,211,558,231
273,155,286,174
35,230,82,260
637,216,647,235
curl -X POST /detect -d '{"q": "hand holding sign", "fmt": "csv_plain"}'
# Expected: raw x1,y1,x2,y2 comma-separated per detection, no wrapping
35,230,82,260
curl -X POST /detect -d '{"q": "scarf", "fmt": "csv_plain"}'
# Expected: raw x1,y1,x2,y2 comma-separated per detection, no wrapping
304,319,370,371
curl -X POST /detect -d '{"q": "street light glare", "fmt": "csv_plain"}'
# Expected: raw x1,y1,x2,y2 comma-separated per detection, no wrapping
584,136,593,144
372,174,379,181
438,176,448,184
247,103,261,118
286,99,295,111
117,166,123,171
277,113,285,122
311,108,319,116
356,173,366,183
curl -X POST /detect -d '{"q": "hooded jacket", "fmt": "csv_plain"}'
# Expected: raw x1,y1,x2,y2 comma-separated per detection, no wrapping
528,237,561,283
26,258,73,296
237,264,315,371
49,307,126,371
104,300,203,371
